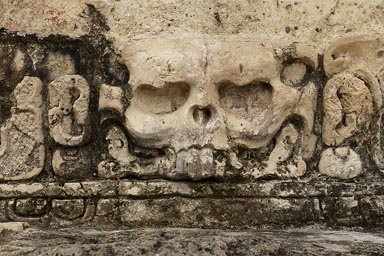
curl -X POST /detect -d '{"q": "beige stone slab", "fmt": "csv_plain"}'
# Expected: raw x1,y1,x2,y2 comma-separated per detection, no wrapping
0,222,26,232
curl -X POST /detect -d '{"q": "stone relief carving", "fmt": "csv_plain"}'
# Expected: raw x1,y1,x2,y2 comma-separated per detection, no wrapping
321,35,384,179
319,147,362,179
1,32,384,226
48,75,90,146
322,73,373,146
99,39,318,180
0,76,45,180
0,34,382,184
52,147,92,180
48,74,92,179
1,0,384,232
4,198,95,226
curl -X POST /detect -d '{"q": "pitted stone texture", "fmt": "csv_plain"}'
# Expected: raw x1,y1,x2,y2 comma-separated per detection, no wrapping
48,75,90,146
2,0,384,231
2,228,384,256
120,198,319,228
322,35,384,175
322,73,373,146
0,76,44,181
319,147,363,179
101,39,317,180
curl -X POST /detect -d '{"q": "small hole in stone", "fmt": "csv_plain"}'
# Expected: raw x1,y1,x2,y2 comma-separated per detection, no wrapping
377,50,384,58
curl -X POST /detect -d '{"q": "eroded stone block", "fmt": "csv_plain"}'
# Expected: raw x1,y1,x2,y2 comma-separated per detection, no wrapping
319,147,363,179
48,75,90,146
0,76,44,181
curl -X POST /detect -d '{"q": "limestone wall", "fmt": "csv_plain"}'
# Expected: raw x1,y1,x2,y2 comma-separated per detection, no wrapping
1,0,384,229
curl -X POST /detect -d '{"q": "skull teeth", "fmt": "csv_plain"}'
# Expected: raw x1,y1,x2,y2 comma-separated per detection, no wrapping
176,147,214,180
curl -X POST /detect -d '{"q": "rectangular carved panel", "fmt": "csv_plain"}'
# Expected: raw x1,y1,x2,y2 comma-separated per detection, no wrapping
1,6,384,228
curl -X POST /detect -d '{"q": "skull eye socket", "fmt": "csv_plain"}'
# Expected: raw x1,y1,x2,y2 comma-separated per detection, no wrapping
134,82,190,114
218,81,273,115
280,61,310,88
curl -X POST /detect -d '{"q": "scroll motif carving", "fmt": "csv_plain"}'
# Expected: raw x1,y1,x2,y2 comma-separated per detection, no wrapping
321,35,384,179
0,76,44,180
322,73,373,146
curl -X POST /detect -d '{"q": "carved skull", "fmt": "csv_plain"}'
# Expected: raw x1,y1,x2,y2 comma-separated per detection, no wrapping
101,37,318,180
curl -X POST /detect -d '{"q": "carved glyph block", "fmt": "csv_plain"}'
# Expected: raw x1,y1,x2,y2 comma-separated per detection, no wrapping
48,75,92,179
0,76,44,180
48,75,90,146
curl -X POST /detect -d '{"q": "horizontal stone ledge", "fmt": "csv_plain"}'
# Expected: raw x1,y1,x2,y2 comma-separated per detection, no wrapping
0,181,119,198
1,180,384,199
120,198,320,227
3,196,384,228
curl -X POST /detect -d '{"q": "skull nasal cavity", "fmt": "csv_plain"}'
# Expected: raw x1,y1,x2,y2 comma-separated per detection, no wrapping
193,107,212,125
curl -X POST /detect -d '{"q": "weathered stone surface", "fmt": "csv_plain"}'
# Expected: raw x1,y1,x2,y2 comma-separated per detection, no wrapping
319,147,363,179
2,228,384,256
0,181,118,198
120,198,320,228
48,75,90,146
1,1,384,250
0,76,44,181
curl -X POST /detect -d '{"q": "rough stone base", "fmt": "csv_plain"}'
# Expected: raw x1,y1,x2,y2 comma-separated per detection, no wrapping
1,227,384,255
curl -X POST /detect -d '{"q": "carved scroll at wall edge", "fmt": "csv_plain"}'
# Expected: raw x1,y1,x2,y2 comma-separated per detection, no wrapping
321,35,384,179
